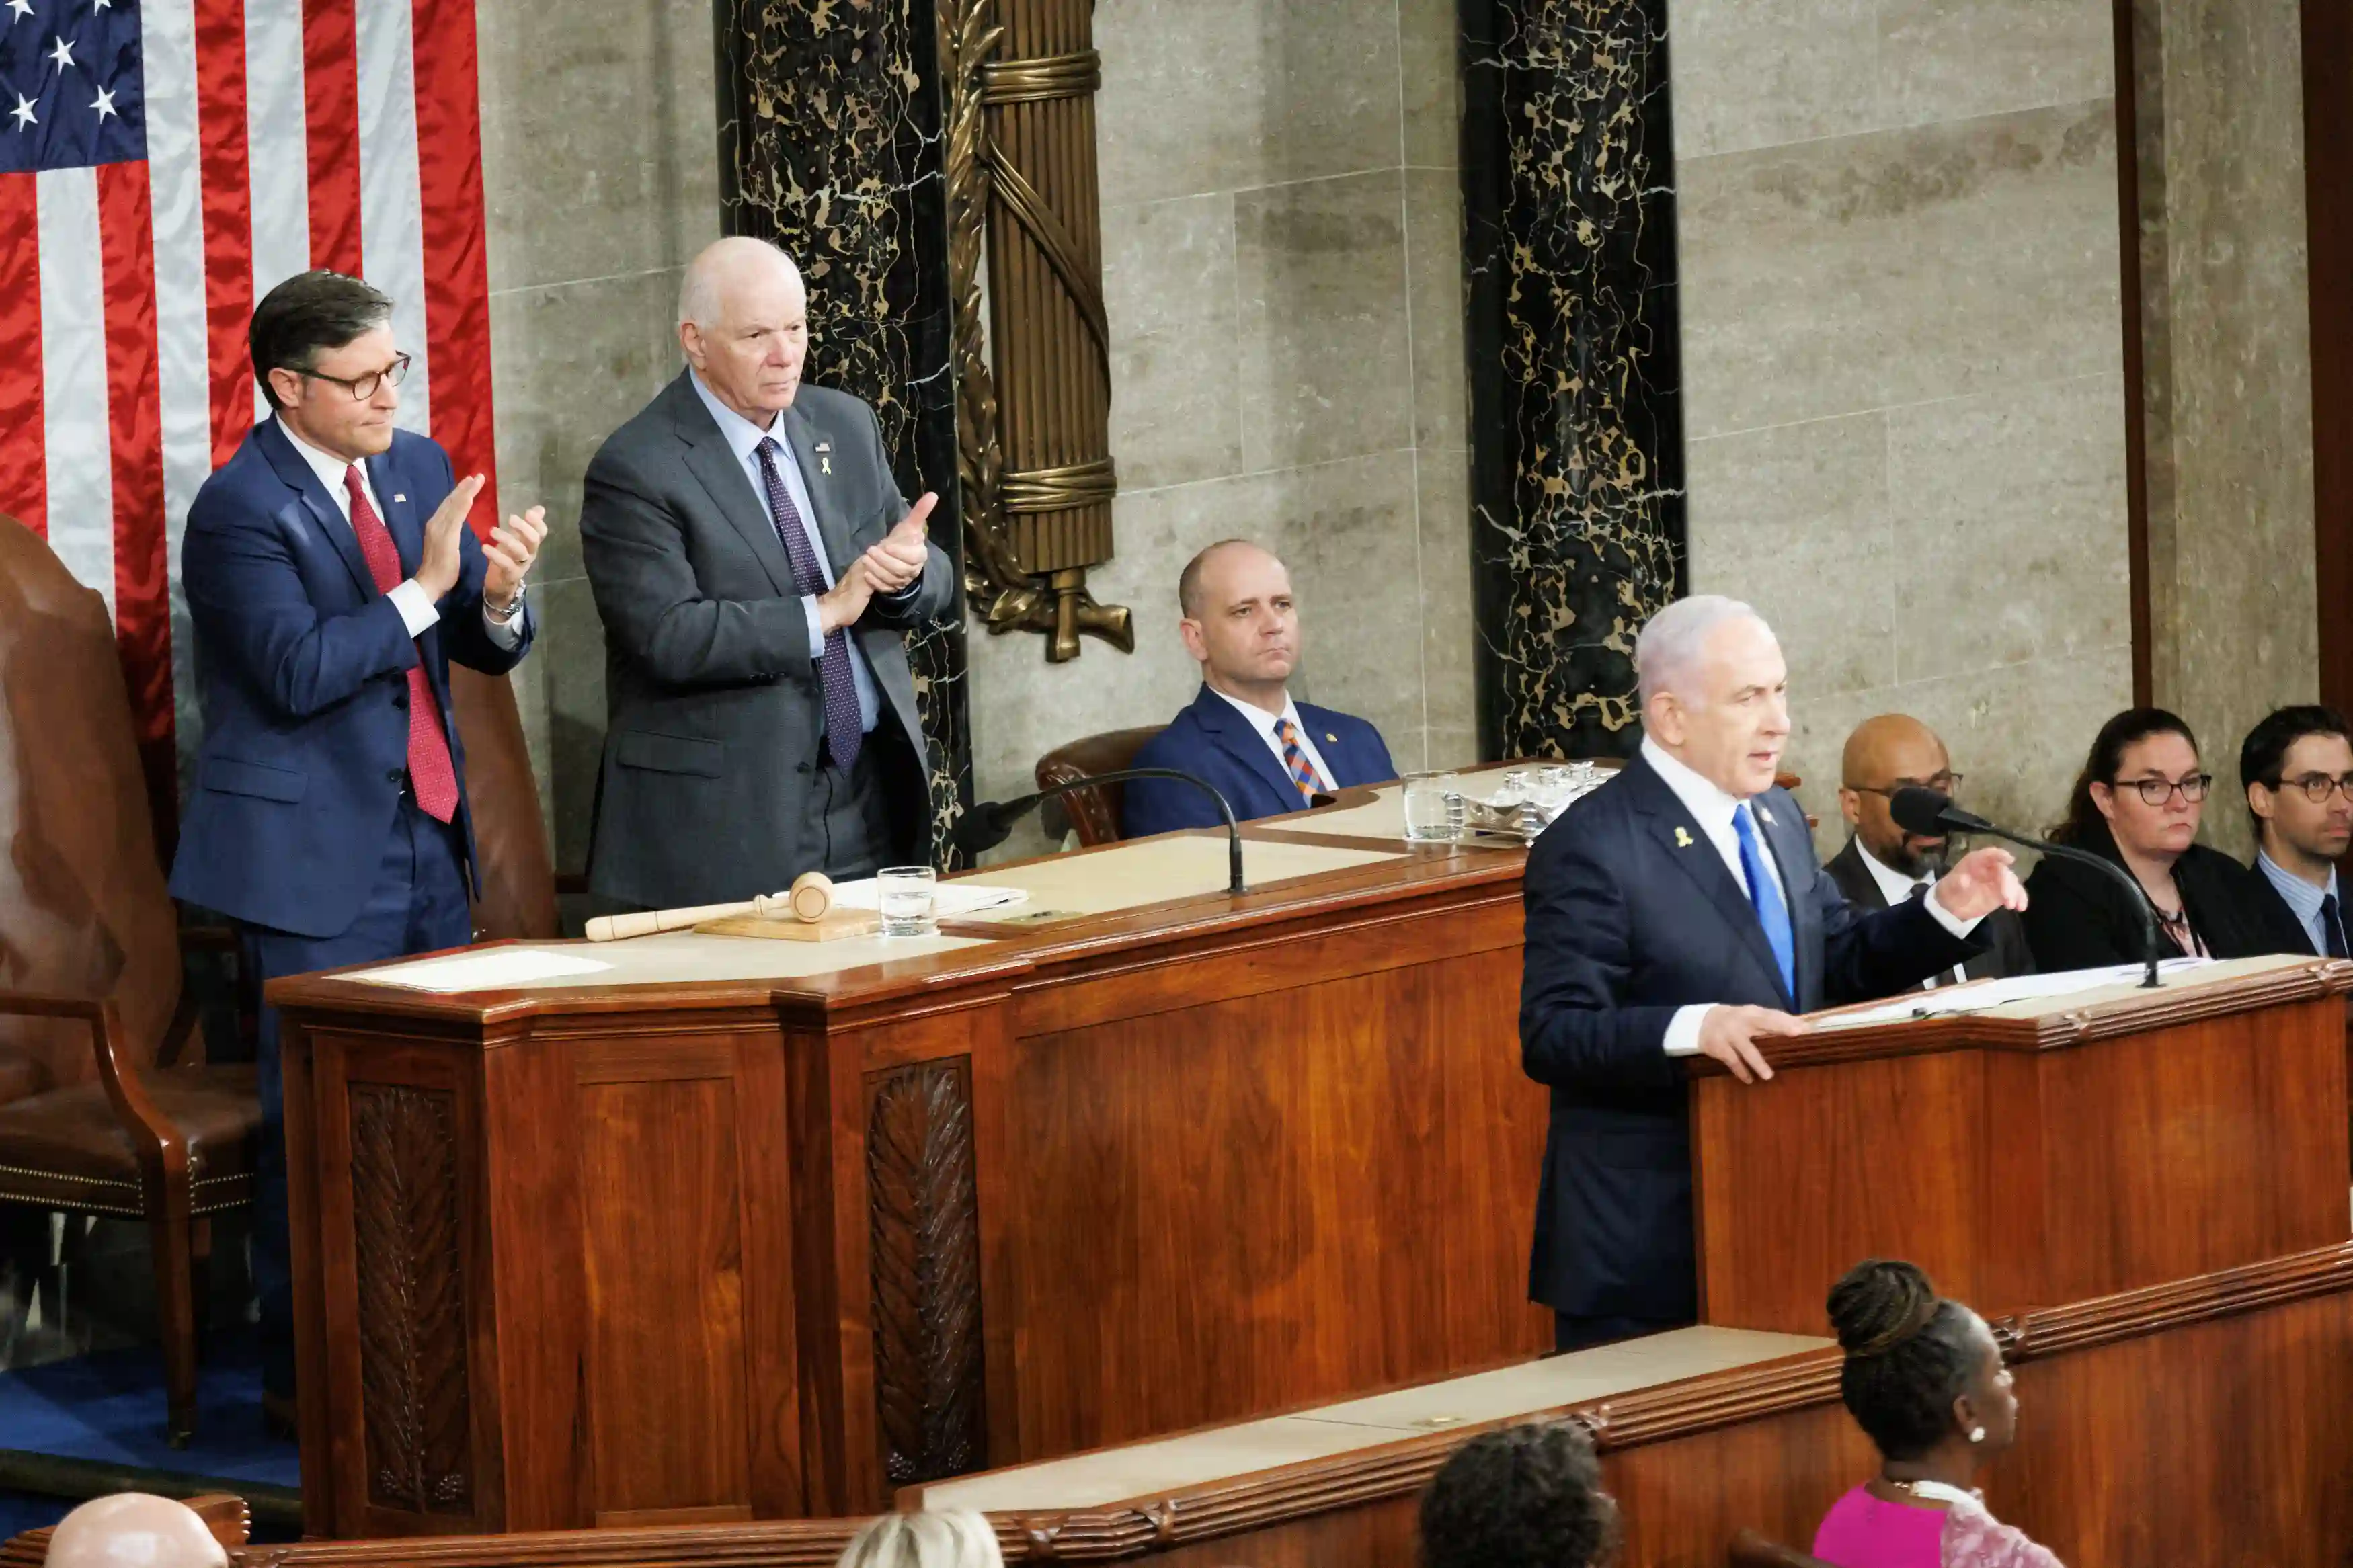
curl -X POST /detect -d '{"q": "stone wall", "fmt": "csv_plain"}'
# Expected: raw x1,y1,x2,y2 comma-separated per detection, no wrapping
962,0,1477,858
1672,0,2135,844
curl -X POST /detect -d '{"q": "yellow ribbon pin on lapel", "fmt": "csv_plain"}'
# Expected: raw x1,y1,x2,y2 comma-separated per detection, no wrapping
1675,827,1694,848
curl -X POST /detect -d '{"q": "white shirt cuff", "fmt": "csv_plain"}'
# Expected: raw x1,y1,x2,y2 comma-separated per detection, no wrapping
481,600,524,649
1924,888,1985,938
388,579,439,639
1663,1004,1711,1057
803,595,826,657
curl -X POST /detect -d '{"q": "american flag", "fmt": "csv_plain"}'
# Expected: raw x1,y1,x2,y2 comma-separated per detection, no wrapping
0,0,495,848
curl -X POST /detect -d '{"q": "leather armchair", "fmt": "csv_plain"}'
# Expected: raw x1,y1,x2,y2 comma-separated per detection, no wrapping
0,514,259,1445
1032,726,1168,848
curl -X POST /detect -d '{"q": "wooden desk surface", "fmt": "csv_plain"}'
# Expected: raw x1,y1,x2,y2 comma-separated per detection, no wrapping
918,1326,1824,1514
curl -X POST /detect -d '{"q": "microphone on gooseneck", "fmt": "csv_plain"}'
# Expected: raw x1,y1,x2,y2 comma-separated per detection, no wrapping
1888,786,2164,989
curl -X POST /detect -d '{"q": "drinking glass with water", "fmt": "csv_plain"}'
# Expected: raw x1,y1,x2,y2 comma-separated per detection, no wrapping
877,866,939,936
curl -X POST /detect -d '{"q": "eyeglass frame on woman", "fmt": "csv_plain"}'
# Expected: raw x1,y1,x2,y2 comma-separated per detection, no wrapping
1846,772,1964,798
300,351,411,401
2262,770,2353,804
2109,772,2213,807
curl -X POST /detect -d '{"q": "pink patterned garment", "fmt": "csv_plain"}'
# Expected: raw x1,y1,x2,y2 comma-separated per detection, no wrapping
1813,1485,2067,1568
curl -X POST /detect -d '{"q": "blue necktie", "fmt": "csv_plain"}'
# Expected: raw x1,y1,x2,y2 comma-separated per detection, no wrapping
2324,893,2348,960
1732,803,1798,1002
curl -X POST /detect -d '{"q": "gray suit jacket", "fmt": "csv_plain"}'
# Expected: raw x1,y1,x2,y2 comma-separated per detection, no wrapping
1823,837,2034,985
579,371,954,908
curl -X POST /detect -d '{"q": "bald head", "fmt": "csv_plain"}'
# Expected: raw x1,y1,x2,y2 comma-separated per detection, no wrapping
1838,713,1956,876
678,238,810,424
679,237,804,331
1176,540,1301,710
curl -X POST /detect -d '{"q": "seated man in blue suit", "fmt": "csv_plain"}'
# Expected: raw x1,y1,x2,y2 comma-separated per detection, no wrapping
1519,595,2028,1353
1124,540,1397,835
171,271,544,1423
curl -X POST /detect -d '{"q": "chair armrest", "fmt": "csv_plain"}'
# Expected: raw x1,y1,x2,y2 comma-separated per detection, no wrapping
0,988,190,1196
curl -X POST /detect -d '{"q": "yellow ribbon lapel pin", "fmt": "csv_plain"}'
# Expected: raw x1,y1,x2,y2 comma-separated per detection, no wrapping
815,440,832,477
1675,827,1694,848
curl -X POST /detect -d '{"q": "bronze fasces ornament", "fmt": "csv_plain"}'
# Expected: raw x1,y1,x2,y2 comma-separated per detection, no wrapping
939,0,1133,661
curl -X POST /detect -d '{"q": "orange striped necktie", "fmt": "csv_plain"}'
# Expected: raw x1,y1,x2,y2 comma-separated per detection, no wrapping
1275,718,1319,802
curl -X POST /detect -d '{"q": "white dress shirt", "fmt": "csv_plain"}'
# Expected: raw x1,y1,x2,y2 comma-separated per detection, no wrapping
1207,685,1335,794
1853,841,1970,988
278,421,521,650
1644,739,1978,1056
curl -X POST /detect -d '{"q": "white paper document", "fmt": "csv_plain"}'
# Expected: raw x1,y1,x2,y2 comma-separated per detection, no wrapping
1811,957,2215,1030
826,879,1030,917
346,948,615,993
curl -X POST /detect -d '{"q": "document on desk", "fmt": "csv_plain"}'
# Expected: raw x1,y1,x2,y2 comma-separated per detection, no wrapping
1811,958,2216,1030
347,948,616,993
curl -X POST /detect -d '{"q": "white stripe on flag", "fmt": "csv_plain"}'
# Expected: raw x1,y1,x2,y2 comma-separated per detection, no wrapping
142,0,212,783
245,0,311,423
35,167,116,618
356,0,429,437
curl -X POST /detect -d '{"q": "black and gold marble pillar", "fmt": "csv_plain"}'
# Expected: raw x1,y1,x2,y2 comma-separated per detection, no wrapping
715,0,973,857
1458,0,1687,760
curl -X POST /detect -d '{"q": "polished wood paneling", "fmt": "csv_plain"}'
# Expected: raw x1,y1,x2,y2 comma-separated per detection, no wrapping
1694,984,2350,1333
1002,946,1550,1458
579,1077,752,1524
112,1250,2353,1568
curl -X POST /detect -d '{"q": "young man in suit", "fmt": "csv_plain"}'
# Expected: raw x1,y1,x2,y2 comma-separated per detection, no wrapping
1517,596,2027,1352
579,237,953,911
172,270,544,1421
2240,705,2353,957
1123,540,1397,835
1825,713,2033,985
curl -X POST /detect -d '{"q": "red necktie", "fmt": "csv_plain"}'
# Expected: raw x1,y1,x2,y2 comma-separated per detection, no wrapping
344,465,459,823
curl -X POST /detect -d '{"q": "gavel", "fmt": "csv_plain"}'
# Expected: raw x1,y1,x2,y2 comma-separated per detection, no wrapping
584,871,834,942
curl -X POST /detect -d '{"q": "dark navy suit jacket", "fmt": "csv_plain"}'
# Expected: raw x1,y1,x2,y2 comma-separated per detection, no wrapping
1123,684,1398,835
1519,751,1981,1321
169,419,532,940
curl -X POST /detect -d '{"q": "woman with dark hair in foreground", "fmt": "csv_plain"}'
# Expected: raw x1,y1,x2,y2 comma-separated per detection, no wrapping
1812,1260,2063,1568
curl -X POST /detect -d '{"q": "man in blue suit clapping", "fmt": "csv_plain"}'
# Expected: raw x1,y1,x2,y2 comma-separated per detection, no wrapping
1125,540,1396,835
1520,595,2029,1352
171,271,543,1424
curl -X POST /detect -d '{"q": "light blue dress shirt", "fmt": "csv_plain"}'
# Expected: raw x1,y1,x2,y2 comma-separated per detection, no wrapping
2255,849,2344,956
689,372,880,733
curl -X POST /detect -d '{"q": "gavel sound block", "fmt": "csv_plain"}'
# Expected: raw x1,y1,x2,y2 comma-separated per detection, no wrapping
582,872,883,943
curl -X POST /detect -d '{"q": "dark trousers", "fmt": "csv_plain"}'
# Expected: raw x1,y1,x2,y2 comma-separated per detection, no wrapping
813,735,902,880
243,794,472,1398
1554,1311,1687,1354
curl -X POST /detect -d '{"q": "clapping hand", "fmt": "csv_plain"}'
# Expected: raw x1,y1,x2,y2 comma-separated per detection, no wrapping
485,505,546,602
858,492,936,595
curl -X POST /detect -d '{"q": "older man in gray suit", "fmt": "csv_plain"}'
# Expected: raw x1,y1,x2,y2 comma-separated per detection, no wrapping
580,237,955,911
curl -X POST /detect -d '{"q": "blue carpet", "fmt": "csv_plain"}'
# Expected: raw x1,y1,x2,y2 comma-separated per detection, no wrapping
0,1331,297,1488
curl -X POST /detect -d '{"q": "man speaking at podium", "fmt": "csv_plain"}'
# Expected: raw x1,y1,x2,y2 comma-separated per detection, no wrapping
1519,595,2028,1351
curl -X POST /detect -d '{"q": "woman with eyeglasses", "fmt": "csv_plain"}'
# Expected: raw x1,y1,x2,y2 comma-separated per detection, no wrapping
2023,708,2304,971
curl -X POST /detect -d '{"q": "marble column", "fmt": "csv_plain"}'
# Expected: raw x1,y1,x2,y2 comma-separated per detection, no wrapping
716,0,973,858
1458,0,1686,761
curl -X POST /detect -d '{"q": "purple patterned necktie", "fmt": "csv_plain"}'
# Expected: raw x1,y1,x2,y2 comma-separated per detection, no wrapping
756,436,861,771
